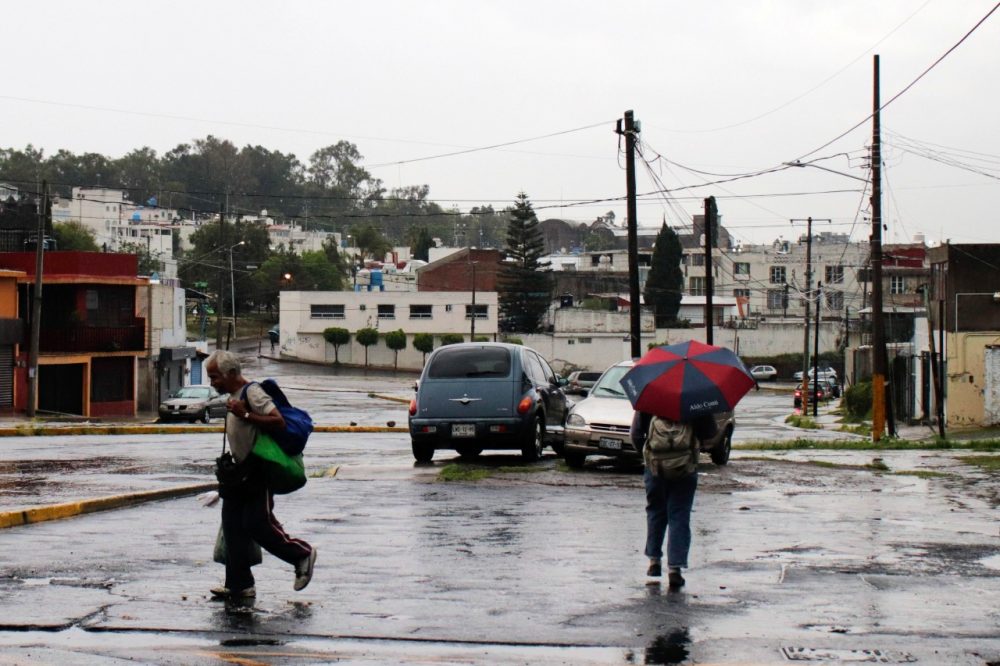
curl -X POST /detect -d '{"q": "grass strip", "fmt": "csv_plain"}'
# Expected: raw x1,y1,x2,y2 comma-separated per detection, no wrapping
784,414,821,430
438,463,548,482
735,438,1000,452
955,455,1000,472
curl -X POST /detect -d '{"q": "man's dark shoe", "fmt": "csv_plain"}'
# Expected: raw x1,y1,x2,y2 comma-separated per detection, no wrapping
667,570,685,589
210,585,255,600
646,561,662,577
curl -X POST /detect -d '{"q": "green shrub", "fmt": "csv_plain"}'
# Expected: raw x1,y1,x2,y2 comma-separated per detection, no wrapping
440,333,465,346
844,380,873,419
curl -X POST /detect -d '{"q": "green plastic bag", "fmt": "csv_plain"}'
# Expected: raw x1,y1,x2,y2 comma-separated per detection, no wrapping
250,431,307,495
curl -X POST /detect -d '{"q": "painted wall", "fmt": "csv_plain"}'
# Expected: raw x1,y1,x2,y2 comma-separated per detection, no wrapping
945,331,1000,427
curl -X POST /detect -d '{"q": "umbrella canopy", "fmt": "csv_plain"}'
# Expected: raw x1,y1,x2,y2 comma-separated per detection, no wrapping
621,340,755,421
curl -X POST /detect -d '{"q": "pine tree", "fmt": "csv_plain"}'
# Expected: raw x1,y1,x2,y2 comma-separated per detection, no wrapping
498,193,552,333
644,223,684,326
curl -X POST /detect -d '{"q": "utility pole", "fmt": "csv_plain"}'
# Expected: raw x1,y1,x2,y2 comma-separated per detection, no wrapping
215,204,226,349
922,285,945,439
26,181,48,418
617,110,642,358
870,54,893,441
790,217,831,415
813,282,822,417
703,196,717,345
469,258,478,339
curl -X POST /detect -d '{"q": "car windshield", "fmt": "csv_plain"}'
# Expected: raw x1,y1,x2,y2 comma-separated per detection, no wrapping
427,347,512,378
174,387,213,399
590,365,631,398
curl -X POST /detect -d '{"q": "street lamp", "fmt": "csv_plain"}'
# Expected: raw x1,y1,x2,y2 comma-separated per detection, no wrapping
228,241,245,339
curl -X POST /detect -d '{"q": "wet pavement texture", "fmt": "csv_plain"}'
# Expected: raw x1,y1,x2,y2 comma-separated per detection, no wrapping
0,362,997,663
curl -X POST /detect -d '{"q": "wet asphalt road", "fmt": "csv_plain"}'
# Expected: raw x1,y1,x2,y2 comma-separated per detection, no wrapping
0,359,997,664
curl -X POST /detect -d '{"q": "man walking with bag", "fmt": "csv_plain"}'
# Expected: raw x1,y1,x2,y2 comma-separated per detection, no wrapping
206,350,317,601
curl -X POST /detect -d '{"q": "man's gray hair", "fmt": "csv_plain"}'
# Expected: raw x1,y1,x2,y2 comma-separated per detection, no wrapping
206,350,241,376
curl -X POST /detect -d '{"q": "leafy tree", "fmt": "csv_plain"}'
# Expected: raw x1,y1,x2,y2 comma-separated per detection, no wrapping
644,223,684,326
323,327,350,364
118,241,163,276
251,249,303,313
440,333,464,346
408,226,434,262
299,250,345,291
52,221,99,251
497,193,552,333
412,333,434,363
350,223,392,263
355,327,379,366
383,329,407,370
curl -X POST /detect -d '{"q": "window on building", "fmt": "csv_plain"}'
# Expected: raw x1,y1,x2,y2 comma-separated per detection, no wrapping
578,337,592,344
733,288,751,299
377,304,395,319
310,304,344,319
690,254,705,266
825,265,844,284
826,290,844,310
734,262,750,275
689,277,705,296
767,289,785,310
409,304,433,319
770,266,786,284
890,275,906,294
465,304,488,319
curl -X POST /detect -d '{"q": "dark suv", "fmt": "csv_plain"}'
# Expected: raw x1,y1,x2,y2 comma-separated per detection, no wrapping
408,343,568,462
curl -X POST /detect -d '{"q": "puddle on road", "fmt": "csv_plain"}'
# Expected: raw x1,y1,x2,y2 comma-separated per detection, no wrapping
640,628,691,664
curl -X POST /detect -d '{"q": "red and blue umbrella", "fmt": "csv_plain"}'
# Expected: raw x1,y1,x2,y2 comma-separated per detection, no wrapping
621,340,755,421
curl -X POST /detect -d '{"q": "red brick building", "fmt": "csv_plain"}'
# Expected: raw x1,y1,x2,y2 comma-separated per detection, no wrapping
416,248,502,292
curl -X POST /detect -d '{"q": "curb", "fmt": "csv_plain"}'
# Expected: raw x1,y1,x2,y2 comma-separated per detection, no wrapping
0,425,409,437
0,482,218,529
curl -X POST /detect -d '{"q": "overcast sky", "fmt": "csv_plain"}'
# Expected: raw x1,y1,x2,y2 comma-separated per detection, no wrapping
2,1,998,246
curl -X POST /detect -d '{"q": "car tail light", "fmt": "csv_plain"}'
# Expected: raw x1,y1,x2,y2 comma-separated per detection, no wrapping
408,399,417,416
517,396,533,414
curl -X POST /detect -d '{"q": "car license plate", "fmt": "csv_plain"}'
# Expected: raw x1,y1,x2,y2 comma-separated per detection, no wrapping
598,437,622,450
452,424,476,438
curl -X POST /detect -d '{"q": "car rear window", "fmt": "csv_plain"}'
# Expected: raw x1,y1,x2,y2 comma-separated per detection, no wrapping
428,347,512,379
579,372,601,381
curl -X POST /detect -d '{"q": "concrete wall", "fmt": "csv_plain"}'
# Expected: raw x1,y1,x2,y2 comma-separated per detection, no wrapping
945,330,1000,427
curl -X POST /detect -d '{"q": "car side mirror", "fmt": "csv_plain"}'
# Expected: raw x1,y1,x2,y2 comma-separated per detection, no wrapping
557,377,568,387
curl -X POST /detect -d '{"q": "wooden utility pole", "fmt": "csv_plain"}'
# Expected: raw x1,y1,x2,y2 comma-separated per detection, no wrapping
922,285,945,438
792,217,814,414
26,181,48,418
703,196,716,345
870,54,892,441
215,204,226,349
813,282,822,417
617,110,642,358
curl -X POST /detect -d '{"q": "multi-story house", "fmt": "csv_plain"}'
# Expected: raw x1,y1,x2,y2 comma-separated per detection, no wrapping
0,251,148,417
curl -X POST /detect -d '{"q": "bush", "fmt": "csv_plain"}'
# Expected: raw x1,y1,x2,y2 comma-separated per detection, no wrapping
844,380,873,419
501,336,522,345
440,333,465,346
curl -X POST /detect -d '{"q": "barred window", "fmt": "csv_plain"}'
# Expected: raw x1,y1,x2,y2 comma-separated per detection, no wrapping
825,265,844,284
689,277,705,296
409,304,433,319
310,304,344,319
770,266,786,284
377,304,395,319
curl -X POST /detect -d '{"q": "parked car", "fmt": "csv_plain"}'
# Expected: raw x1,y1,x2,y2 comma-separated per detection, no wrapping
793,382,833,408
158,385,227,423
408,343,568,463
565,370,602,395
749,365,778,381
793,367,838,383
562,360,736,468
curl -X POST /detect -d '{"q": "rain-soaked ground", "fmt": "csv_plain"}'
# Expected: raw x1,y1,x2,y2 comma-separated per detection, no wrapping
0,357,997,664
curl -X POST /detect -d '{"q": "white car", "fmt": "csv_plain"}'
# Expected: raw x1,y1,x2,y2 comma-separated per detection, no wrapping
749,365,777,381
793,367,838,382
562,360,735,468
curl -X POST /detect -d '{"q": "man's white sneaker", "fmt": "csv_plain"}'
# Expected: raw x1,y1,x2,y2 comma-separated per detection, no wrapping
293,548,317,591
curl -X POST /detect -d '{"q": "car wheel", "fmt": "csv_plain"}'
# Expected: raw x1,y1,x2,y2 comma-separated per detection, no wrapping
549,439,565,456
458,446,482,460
564,451,586,468
200,408,211,424
521,416,544,462
710,428,733,466
412,439,434,463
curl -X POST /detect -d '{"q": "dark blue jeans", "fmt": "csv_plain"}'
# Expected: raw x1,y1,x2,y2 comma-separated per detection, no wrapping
643,467,698,568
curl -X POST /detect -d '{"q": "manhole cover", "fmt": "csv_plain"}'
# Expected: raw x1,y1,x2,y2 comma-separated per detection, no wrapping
782,647,915,663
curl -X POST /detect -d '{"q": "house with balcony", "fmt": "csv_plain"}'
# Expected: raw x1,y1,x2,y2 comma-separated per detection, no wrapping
0,251,148,417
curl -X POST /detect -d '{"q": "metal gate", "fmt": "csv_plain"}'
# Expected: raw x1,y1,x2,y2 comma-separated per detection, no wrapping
0,346,12,407
984,346,1000,425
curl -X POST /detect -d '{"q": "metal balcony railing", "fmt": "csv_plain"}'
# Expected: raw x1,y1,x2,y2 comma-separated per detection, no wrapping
39,322,146,353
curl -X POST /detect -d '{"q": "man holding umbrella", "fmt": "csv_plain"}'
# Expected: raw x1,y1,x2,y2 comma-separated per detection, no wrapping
623,340,755,590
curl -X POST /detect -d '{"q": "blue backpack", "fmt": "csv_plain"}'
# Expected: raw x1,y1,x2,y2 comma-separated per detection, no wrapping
241,379,313,455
